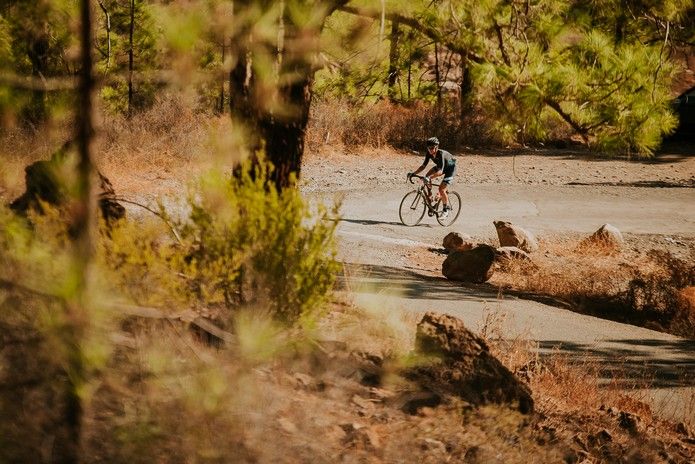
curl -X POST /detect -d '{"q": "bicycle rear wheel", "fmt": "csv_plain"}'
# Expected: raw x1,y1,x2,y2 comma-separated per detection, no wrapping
436,191,462,226
399,190,426,226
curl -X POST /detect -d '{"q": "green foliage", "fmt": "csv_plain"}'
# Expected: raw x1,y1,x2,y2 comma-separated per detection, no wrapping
0,206,115,462
446,0,682,154
103,157,340,325
97,0,161,113
180,159,340,325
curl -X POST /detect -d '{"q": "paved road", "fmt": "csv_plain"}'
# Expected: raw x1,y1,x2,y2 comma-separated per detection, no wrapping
330,183,695,422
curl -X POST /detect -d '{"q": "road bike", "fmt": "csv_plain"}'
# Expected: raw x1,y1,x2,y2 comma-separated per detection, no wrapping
399,174,461,226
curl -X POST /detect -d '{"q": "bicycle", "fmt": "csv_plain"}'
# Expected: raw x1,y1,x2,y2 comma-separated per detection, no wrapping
399,174,461,226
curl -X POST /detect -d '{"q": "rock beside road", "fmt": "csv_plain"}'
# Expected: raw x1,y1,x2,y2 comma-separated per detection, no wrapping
582,223,624,250
407,312,534,414
442,231,474,252
494,220,539,252
442,244,496,283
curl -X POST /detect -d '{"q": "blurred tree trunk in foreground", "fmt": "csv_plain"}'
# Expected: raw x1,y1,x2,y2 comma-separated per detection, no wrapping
228,0,349,190
60,0,97,460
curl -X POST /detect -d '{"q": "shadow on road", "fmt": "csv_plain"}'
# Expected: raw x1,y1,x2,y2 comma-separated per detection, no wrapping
338,262,695,390
459,145,695,164
340,217,420,227
537,339,695,389
338,262,500,302
565,180,694,188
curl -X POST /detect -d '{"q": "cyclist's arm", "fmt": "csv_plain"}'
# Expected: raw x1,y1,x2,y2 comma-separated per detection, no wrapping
427,167,443,178
410,153,430,176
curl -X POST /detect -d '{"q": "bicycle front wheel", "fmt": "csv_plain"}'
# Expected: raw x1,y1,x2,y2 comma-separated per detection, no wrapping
437,191,462,226
399,190,426,226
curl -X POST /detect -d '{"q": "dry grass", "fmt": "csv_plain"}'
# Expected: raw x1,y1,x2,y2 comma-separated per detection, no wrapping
307,98,499,152
0,96,243,203
491,236,695,338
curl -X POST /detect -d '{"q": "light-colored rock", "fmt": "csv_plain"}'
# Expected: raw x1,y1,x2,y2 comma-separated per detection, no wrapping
586,223,624,249
420,438,447,453
442,232,474,252
442,244,496,283
495,246,532,262
277,417,297,434
493,221,539,252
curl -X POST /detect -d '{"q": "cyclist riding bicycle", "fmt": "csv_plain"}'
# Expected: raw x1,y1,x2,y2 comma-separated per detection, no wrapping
407,137,457,218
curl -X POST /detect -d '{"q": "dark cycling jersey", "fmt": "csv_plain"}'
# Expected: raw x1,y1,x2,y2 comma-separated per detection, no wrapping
420,148,455,171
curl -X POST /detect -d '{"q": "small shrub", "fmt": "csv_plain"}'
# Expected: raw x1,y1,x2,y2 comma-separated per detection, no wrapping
103,157,340,325
493,240,695,338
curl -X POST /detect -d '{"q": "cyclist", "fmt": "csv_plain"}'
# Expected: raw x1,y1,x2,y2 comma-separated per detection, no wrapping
407,137,457,218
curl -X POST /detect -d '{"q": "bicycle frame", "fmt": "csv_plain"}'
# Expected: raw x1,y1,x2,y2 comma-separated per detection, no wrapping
416,185,440,213
401,173,461,226
409,175,442,213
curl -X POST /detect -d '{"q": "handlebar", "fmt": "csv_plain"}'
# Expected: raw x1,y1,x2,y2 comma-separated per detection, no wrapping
408,173,437,186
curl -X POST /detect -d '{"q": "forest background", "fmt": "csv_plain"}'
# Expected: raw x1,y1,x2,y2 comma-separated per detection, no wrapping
0,0,694,462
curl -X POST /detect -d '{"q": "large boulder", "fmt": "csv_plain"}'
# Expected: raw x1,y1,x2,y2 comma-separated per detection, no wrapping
442,244,496,283
493,220,539,253
581,223,624,250
442,231,474,252
406,312,533,414
9,141,125,225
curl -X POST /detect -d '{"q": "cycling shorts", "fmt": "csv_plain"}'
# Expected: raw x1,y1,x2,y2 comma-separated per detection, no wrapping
442,161,456,185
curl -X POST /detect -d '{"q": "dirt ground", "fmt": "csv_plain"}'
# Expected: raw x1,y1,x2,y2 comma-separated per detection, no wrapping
302,145,695,191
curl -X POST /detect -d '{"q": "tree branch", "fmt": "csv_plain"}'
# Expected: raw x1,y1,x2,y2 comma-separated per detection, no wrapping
543,97,589,145
337,5,484,65
494,21,511,66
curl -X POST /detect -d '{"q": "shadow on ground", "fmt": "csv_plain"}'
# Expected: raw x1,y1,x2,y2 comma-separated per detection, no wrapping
340,217,426,227
537,339,695,389
448,142,695,164
338,263,695,390
338,262,499,302
565,180,694,188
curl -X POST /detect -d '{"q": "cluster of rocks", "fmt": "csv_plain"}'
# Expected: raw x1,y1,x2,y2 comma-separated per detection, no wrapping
441,221,624,283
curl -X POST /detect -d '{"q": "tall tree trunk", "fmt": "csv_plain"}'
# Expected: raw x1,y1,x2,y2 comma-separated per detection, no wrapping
459,56,473,121
98,1,111,71
434,41,442,107
59,0,96,461
23,26,49,127
387,19,400,102
259,17,316,190
614,0,627,45
407,60,412,100
232,0,350,189
127,0,135,116
218,40,226,114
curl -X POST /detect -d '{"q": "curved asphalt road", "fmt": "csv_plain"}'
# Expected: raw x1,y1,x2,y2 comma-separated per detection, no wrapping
332,184,695,422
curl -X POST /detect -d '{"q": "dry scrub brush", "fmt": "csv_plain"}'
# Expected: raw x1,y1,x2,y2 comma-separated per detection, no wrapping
0,95,238,201
307,98,498,152
492,238,695,338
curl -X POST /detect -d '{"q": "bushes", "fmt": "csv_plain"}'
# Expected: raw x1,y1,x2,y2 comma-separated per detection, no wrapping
622,250,695,336
104,158,340,325
493,241,695,338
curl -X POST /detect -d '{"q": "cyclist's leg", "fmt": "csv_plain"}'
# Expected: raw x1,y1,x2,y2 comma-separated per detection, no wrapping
441,164,456,209
439,182,448,207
